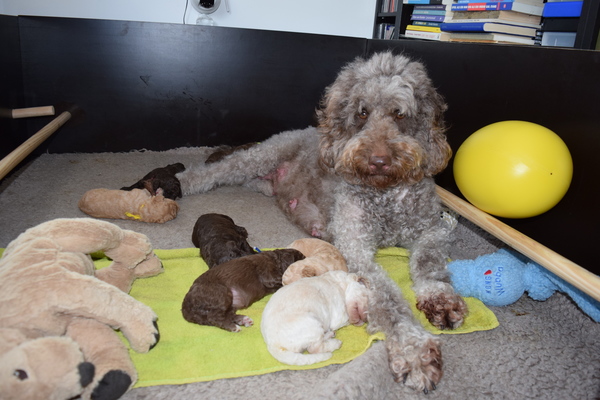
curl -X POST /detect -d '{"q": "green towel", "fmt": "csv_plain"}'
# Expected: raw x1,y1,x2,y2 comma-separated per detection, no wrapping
0,247,497,388
93,247,498,388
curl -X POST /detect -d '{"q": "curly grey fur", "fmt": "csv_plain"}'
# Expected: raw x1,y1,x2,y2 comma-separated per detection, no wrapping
176,52,468,392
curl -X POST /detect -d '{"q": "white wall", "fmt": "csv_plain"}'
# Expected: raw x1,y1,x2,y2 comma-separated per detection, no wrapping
0,0,377,39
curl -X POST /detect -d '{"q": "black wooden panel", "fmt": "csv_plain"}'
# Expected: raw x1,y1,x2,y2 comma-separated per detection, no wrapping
0,15,26,160
8,17,600,272
19,17,366,153
369,39,600,272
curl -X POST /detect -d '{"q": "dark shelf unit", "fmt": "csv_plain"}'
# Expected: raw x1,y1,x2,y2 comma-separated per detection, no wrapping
373,0,599,49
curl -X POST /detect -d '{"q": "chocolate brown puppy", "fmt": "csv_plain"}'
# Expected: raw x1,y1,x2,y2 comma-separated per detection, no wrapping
182,249,305,332
191,213,256,268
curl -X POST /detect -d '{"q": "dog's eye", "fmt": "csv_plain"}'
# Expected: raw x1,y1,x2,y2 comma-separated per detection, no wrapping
358,109,369,120
14,369,28,380
394,110,405,120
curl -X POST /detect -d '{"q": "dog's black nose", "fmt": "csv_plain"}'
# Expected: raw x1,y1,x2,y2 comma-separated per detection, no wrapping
369,155,391,172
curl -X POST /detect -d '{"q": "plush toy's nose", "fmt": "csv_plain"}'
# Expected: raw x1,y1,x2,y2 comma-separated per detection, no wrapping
79,362,95,387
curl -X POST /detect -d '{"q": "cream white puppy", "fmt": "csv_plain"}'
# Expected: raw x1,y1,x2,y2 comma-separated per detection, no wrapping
261,270,369,365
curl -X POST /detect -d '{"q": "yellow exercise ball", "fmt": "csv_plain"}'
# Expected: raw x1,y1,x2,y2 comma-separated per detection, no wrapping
453,121,573,219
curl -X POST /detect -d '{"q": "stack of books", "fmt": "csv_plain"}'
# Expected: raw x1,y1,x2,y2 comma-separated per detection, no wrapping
439,0,544,45
404,0,454,41
539,1,583,47
375,23,397,39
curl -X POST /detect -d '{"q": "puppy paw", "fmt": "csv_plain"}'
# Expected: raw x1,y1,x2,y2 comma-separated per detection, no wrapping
386,335,442,394
310,226,323,238
417,292,468,330
234,315,254,328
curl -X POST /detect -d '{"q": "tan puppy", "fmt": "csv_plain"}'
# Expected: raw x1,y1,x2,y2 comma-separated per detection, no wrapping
261,270,369,366
79,188,179,223
283,238,347,285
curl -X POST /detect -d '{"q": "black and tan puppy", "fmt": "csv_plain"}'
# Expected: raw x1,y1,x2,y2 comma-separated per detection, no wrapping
191,213,256,268
121,163,185,200
181,249,305,332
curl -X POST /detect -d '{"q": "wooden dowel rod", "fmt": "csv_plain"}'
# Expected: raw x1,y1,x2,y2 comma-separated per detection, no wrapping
436,185,600,302
11,106,55,119
0,111,73,181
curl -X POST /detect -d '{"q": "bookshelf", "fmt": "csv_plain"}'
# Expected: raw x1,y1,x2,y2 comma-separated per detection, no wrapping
373,1,409,40
373,0,599,49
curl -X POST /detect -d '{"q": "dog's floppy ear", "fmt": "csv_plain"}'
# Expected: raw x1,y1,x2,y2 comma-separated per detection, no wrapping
316,67,355,170
318,132,335,169
316,95,346,169
408,61,452,177
275,249,306,271
233,224,249,238
425,126,452,176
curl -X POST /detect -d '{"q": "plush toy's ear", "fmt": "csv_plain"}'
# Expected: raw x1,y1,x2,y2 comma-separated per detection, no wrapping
0,329,95,400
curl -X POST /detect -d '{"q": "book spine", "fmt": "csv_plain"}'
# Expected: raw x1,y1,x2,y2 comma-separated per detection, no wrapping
384,24,396,39
450,2,543,14
404,30,443,40
411,9,447,15
451,3,511,11
445,18,541,28
404,0,444,4
412,20,443,27
406,24,442,32
542,1,583,17
411,14,446,22
414,4,447,9
440,22,486,32
541,17,579,32
456,0,517,2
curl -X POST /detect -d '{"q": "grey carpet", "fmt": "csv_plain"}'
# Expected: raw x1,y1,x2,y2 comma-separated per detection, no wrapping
1,149,598,400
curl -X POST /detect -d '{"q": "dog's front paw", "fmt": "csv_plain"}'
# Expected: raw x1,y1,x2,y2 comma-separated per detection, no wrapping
234,315,254,328
387,335,442,394
417,291,468,330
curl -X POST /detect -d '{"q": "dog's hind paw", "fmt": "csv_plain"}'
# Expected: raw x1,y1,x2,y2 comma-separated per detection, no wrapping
386,336,442,393
417,292,468,330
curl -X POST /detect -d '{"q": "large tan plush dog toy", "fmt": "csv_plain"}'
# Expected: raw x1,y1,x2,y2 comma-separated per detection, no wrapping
0,218,163,400
283,238,348,285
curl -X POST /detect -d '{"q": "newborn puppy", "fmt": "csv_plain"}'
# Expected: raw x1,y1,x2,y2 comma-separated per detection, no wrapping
78,188,179,223
204,143,258,164
182,249,305,332
121,163,185,200
283,238,348,285
191,213,256,268
261,270,369,365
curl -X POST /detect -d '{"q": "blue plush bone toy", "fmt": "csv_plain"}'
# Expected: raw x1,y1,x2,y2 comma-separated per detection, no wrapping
448,248,600,322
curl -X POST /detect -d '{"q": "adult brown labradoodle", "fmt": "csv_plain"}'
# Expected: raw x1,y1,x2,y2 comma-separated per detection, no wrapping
176,52,468,393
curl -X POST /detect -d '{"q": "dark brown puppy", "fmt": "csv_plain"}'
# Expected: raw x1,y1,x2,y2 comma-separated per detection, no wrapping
192,213,256,269
204,143,258,164
182,249,305,332
121,163,185,200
